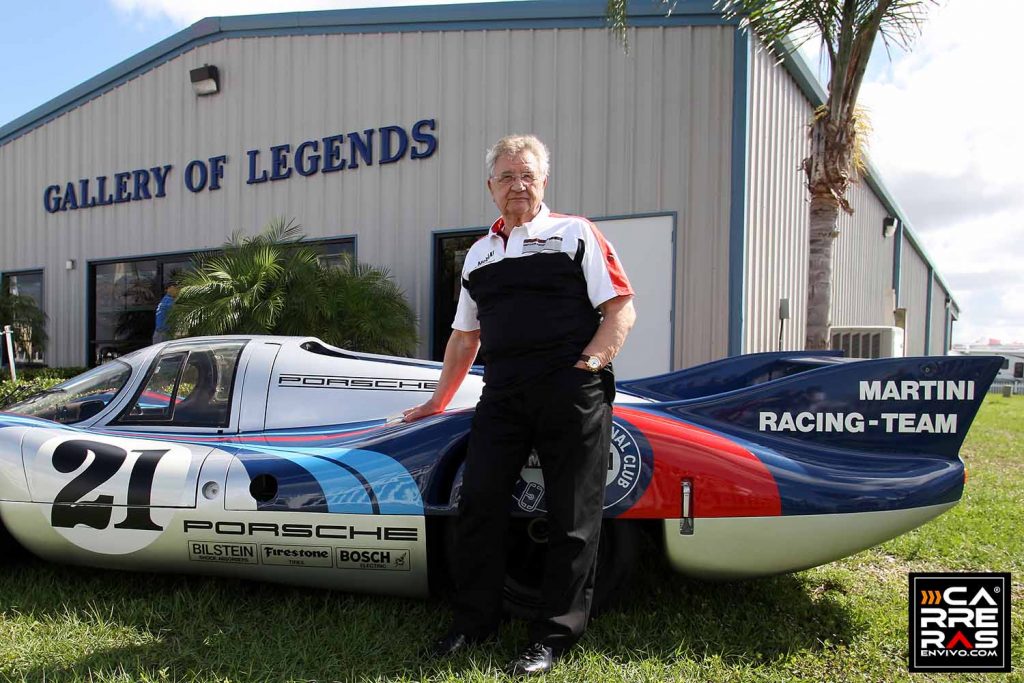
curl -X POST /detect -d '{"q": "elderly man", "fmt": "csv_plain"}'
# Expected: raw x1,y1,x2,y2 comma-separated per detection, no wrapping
404,134,635,675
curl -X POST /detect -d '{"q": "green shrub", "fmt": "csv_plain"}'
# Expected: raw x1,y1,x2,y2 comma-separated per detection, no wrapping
168,218,418,356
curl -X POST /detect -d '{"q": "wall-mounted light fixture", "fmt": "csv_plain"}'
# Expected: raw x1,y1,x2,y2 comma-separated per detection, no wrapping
65,259,76,270
190,65,220,96
882,216,898,238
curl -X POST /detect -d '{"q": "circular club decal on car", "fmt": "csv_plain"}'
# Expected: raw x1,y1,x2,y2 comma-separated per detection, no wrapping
512,418,653,515
31,435,196,555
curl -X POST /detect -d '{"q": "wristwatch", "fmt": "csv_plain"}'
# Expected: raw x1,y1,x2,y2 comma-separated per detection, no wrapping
579,354,602,373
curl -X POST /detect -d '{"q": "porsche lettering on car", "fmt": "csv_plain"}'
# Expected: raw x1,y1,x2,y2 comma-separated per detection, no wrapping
0,336,1000,609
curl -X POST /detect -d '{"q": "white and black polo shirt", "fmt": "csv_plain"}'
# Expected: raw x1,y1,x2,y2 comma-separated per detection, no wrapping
453,204,634,390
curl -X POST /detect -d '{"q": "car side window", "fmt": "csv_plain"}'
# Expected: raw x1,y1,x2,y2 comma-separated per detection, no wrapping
117,341,246,428
125,351,187,420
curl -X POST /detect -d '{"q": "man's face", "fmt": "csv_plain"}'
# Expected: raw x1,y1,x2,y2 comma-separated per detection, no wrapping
487,151,547,224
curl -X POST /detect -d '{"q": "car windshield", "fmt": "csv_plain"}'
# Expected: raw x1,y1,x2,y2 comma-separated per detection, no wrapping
4,361,133,424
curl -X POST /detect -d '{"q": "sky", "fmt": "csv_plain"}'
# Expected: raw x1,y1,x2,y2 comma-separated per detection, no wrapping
1,0,1020,347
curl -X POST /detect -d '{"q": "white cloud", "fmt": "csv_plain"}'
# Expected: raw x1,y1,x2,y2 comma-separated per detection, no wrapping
108,0,505,26
856,0,1024,345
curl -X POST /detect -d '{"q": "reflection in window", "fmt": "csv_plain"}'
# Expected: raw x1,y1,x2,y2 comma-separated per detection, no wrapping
315,239,356,271
91,260,159,364
432,231,486,360
5,362,132,424
2,270,45,364
118,342,245,428
129,352,187,420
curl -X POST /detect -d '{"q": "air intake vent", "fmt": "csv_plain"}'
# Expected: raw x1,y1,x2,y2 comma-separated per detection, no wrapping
830,326,905,359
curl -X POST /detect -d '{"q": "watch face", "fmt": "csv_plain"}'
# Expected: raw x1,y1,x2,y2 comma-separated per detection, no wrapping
586,357,601,371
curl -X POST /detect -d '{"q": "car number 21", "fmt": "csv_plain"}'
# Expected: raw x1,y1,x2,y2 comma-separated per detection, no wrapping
31,436,196,555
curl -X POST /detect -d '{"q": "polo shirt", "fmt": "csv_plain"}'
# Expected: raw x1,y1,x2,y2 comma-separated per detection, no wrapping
453,203,634,390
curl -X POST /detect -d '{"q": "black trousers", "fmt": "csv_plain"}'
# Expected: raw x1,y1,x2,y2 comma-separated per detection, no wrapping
451,366,613,651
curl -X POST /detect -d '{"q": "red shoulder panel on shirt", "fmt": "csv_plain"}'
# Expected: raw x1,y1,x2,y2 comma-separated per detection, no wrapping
582,219,635,297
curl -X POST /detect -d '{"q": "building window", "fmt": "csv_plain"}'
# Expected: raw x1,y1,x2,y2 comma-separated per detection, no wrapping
90,259,160,365
1015,362,1023,379
2,269,45,364
87,237,355,366
314,238,356,270
432,230,486,360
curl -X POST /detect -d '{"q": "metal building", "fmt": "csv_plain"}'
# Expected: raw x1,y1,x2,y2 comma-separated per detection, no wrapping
0,0,958,373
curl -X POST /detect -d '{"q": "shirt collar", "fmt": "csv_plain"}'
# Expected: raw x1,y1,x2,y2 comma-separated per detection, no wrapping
490,203,551,238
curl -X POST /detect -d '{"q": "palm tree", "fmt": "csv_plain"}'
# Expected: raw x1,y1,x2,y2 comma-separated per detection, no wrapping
608,0,935,349
0,289,48,367
168,218,418,356
318,258,418,357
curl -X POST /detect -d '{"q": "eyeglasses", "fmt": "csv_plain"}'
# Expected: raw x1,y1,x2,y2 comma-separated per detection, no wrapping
490,172,541,188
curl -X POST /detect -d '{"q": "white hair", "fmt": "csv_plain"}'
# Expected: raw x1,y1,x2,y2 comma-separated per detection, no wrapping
485,134,550,177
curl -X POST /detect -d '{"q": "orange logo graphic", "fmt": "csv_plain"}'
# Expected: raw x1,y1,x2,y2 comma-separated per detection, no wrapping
920,590,943,605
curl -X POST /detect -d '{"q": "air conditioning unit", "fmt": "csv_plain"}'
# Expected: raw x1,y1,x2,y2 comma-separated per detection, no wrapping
830,326,905,359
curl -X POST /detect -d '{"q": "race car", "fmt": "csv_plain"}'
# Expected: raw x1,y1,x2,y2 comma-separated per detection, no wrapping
0,336,1000,611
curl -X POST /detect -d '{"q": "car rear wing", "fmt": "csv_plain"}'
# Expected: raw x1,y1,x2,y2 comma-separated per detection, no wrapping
649,355,1002,458
617,350,847,401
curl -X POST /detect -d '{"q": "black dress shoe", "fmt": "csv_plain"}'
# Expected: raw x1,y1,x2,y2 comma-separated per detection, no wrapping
505,642,557,676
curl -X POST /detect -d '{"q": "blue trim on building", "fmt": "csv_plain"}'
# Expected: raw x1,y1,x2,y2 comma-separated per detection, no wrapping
0,0,733,146
943,303,951,355
892,222,903,307
924,267,934,353
728,28,750,357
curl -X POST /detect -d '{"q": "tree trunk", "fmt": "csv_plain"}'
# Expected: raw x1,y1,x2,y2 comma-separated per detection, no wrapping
806,193,840,350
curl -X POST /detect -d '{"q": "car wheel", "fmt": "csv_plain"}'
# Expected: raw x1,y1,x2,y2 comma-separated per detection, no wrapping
0,520,23,557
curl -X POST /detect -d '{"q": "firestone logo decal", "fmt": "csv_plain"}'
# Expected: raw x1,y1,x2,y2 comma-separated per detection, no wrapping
513,420,651,514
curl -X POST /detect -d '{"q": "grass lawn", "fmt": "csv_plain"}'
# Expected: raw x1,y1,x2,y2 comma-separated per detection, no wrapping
1,397,1021,682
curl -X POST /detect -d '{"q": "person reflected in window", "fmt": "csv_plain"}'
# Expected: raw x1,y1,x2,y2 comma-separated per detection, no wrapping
152,283,179,344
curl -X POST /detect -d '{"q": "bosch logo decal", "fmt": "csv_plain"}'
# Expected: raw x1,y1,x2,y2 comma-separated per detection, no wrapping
278,374,438,392
336,548,410,571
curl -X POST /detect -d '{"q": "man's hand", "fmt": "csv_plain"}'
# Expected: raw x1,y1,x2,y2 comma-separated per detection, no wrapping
401,329,481,423
402,399,443,423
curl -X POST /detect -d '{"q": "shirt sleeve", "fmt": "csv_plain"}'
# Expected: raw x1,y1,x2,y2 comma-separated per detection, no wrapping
451,278,480,331
580,221,635,308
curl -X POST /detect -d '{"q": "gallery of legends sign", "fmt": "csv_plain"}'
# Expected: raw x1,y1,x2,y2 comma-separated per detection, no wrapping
42,118,437,214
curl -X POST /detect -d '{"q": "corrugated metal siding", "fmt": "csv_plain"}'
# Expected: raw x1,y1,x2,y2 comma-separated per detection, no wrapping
0,26,737,368
745,42,898,353
832,180,897,328
899,240,930,356
744,41,809,353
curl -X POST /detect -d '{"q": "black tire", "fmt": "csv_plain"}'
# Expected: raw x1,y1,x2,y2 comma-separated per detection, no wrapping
443,517,639,619
0,519,23,557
